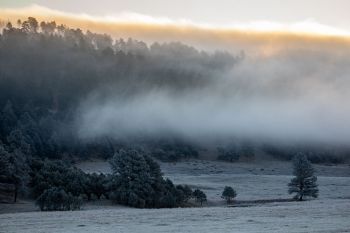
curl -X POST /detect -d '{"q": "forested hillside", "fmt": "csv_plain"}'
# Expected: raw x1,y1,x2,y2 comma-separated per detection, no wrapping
0,17,347,164
0,17,239,161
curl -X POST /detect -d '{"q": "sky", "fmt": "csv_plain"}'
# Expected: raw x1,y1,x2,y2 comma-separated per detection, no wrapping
1,0,350,32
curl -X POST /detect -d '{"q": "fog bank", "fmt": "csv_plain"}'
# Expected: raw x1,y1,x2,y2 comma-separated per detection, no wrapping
77,49,350,145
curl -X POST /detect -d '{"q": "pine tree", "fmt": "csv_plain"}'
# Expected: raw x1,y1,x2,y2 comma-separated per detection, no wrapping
5,149,29,202
221,186,237,204
109,149,154,208
109,149,188,208
288,153,319,201
0,142,10,183
176,185,193,203
88,173,108,200
0,100,17,137
193,189,207,206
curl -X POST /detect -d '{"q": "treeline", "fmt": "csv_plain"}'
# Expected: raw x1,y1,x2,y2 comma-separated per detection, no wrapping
217,141,255,162
1,146,319,210
0,17,238,110
2,148,205,209
262,144,346,164
215,141,347,164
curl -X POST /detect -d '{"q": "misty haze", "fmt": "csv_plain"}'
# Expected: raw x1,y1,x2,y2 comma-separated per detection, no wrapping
0,1,350,233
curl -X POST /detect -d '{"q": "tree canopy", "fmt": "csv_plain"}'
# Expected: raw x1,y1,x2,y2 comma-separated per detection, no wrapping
109,149,193,208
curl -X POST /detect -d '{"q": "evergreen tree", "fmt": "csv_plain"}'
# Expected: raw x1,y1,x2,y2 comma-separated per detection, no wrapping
17,112,43,156
288,153,319,201
80,173,93,201
221,186,237,204
5,149,29,202
0,100,17,137
21,17,39,33
29,160,76,198
7,129,31,155
193,189,207,206
176,185,193,203
0,142,10,183
63,168,85,197
88,173,109,200
109,149,188,208
109,149,155,208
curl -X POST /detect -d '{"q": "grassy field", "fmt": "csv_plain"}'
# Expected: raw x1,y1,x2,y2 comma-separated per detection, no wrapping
1,159,350,233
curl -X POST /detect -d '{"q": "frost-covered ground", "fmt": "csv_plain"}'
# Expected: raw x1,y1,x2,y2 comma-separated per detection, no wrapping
1,199,349,233
78,159,350,203
1,159,350,233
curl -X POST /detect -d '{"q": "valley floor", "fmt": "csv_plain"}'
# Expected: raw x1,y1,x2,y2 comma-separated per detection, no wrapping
1,159,350,233
1,199,350,233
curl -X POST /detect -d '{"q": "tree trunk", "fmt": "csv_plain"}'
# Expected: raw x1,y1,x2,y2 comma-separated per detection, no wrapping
299,184,304,201
14,187,18,203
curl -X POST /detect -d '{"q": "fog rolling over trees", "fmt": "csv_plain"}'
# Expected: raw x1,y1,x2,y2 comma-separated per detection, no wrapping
0,16,350,164
76,35,350,147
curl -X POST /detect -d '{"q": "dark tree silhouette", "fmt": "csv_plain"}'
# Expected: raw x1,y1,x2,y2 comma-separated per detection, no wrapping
288,153,319,201
221,186,237,204
36,187,82,211
0,148,29,202
193,189,207,206
109,149,190,208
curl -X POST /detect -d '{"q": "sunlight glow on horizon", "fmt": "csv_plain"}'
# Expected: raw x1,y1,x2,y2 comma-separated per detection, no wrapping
1,4,350,38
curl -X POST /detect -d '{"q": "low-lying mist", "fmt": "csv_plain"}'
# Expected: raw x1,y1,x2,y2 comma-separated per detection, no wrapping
77,47,350,146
